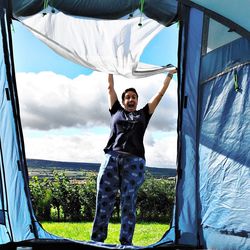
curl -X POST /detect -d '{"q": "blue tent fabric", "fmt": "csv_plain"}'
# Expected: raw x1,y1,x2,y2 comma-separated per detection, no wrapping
48,0,138,18
202,227,250,250
0,13,35,242
191,0,250,33
201,37,250,83
12,0,178,26
175,7,203,246
170,2,250,249
155,1,250,249
11,0,138,17
0,20,33,242
1,0,250,249
199,46,250,250
0,44,11,244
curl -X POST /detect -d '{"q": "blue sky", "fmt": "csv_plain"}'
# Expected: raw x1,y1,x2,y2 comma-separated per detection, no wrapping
12,17,179,168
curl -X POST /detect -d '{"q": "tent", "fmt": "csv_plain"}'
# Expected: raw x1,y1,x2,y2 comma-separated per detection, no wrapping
0,0,249,249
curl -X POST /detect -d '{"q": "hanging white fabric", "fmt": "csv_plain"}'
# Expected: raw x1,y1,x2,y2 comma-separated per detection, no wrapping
18,7,174,78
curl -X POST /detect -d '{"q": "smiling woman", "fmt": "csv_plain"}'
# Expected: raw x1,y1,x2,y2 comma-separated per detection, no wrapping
90,71,176,245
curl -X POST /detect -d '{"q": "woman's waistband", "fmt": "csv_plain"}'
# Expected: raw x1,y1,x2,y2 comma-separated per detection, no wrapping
106,150,144,161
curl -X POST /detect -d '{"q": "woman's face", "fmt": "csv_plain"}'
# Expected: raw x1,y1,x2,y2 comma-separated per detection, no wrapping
122,91,138,112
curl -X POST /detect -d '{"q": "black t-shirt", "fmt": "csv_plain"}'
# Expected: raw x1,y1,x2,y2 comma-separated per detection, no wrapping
104,100,152,159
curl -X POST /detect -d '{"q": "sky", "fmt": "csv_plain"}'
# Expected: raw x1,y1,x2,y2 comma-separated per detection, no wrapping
12,16,179,168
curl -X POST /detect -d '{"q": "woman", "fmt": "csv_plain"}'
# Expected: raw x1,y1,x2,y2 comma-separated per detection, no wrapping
91,69,177,245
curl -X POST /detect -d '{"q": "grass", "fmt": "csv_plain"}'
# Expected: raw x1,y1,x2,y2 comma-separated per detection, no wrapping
41,221,169,246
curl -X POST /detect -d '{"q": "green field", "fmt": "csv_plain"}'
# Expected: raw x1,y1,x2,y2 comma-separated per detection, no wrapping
41,222,169,246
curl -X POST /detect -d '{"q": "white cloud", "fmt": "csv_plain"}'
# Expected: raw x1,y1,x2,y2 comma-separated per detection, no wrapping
23,129,108,163
144,131,177,167
16,71,109,130
16,71,177,131
17,71,177,168
23,129,177,168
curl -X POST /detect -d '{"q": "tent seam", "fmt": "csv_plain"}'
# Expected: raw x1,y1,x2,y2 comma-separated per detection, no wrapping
200,61,250,84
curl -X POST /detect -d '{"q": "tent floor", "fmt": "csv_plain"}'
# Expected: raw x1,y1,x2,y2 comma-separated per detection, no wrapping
0,239,200,250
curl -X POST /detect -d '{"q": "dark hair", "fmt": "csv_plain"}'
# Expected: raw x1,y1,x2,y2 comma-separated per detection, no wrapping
121,88,138,101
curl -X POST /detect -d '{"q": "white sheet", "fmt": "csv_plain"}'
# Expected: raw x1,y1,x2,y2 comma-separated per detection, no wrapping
18,7,174,78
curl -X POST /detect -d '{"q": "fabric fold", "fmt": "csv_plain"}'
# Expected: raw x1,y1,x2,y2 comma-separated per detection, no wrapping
18,7,175,78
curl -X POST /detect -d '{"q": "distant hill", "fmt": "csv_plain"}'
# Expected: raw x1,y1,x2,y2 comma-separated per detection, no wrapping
27,159,176,178
27,159,100,171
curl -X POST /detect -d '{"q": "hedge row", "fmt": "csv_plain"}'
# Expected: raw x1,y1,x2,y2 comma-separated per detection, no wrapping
29,171,176,223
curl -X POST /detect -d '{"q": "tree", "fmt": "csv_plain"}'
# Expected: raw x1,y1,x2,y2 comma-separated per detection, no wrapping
137,172,175,222
29,176,52,220
50,171,70,221
79,172,97,221
63,183,82,221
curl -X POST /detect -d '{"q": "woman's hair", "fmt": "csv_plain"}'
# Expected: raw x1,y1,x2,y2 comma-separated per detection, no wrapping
121,88,138,101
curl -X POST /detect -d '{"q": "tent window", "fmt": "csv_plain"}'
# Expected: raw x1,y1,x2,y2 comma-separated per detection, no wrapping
204,17,241,54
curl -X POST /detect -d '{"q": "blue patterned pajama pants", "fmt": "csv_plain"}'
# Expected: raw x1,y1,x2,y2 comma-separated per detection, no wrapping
91,151,145,245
